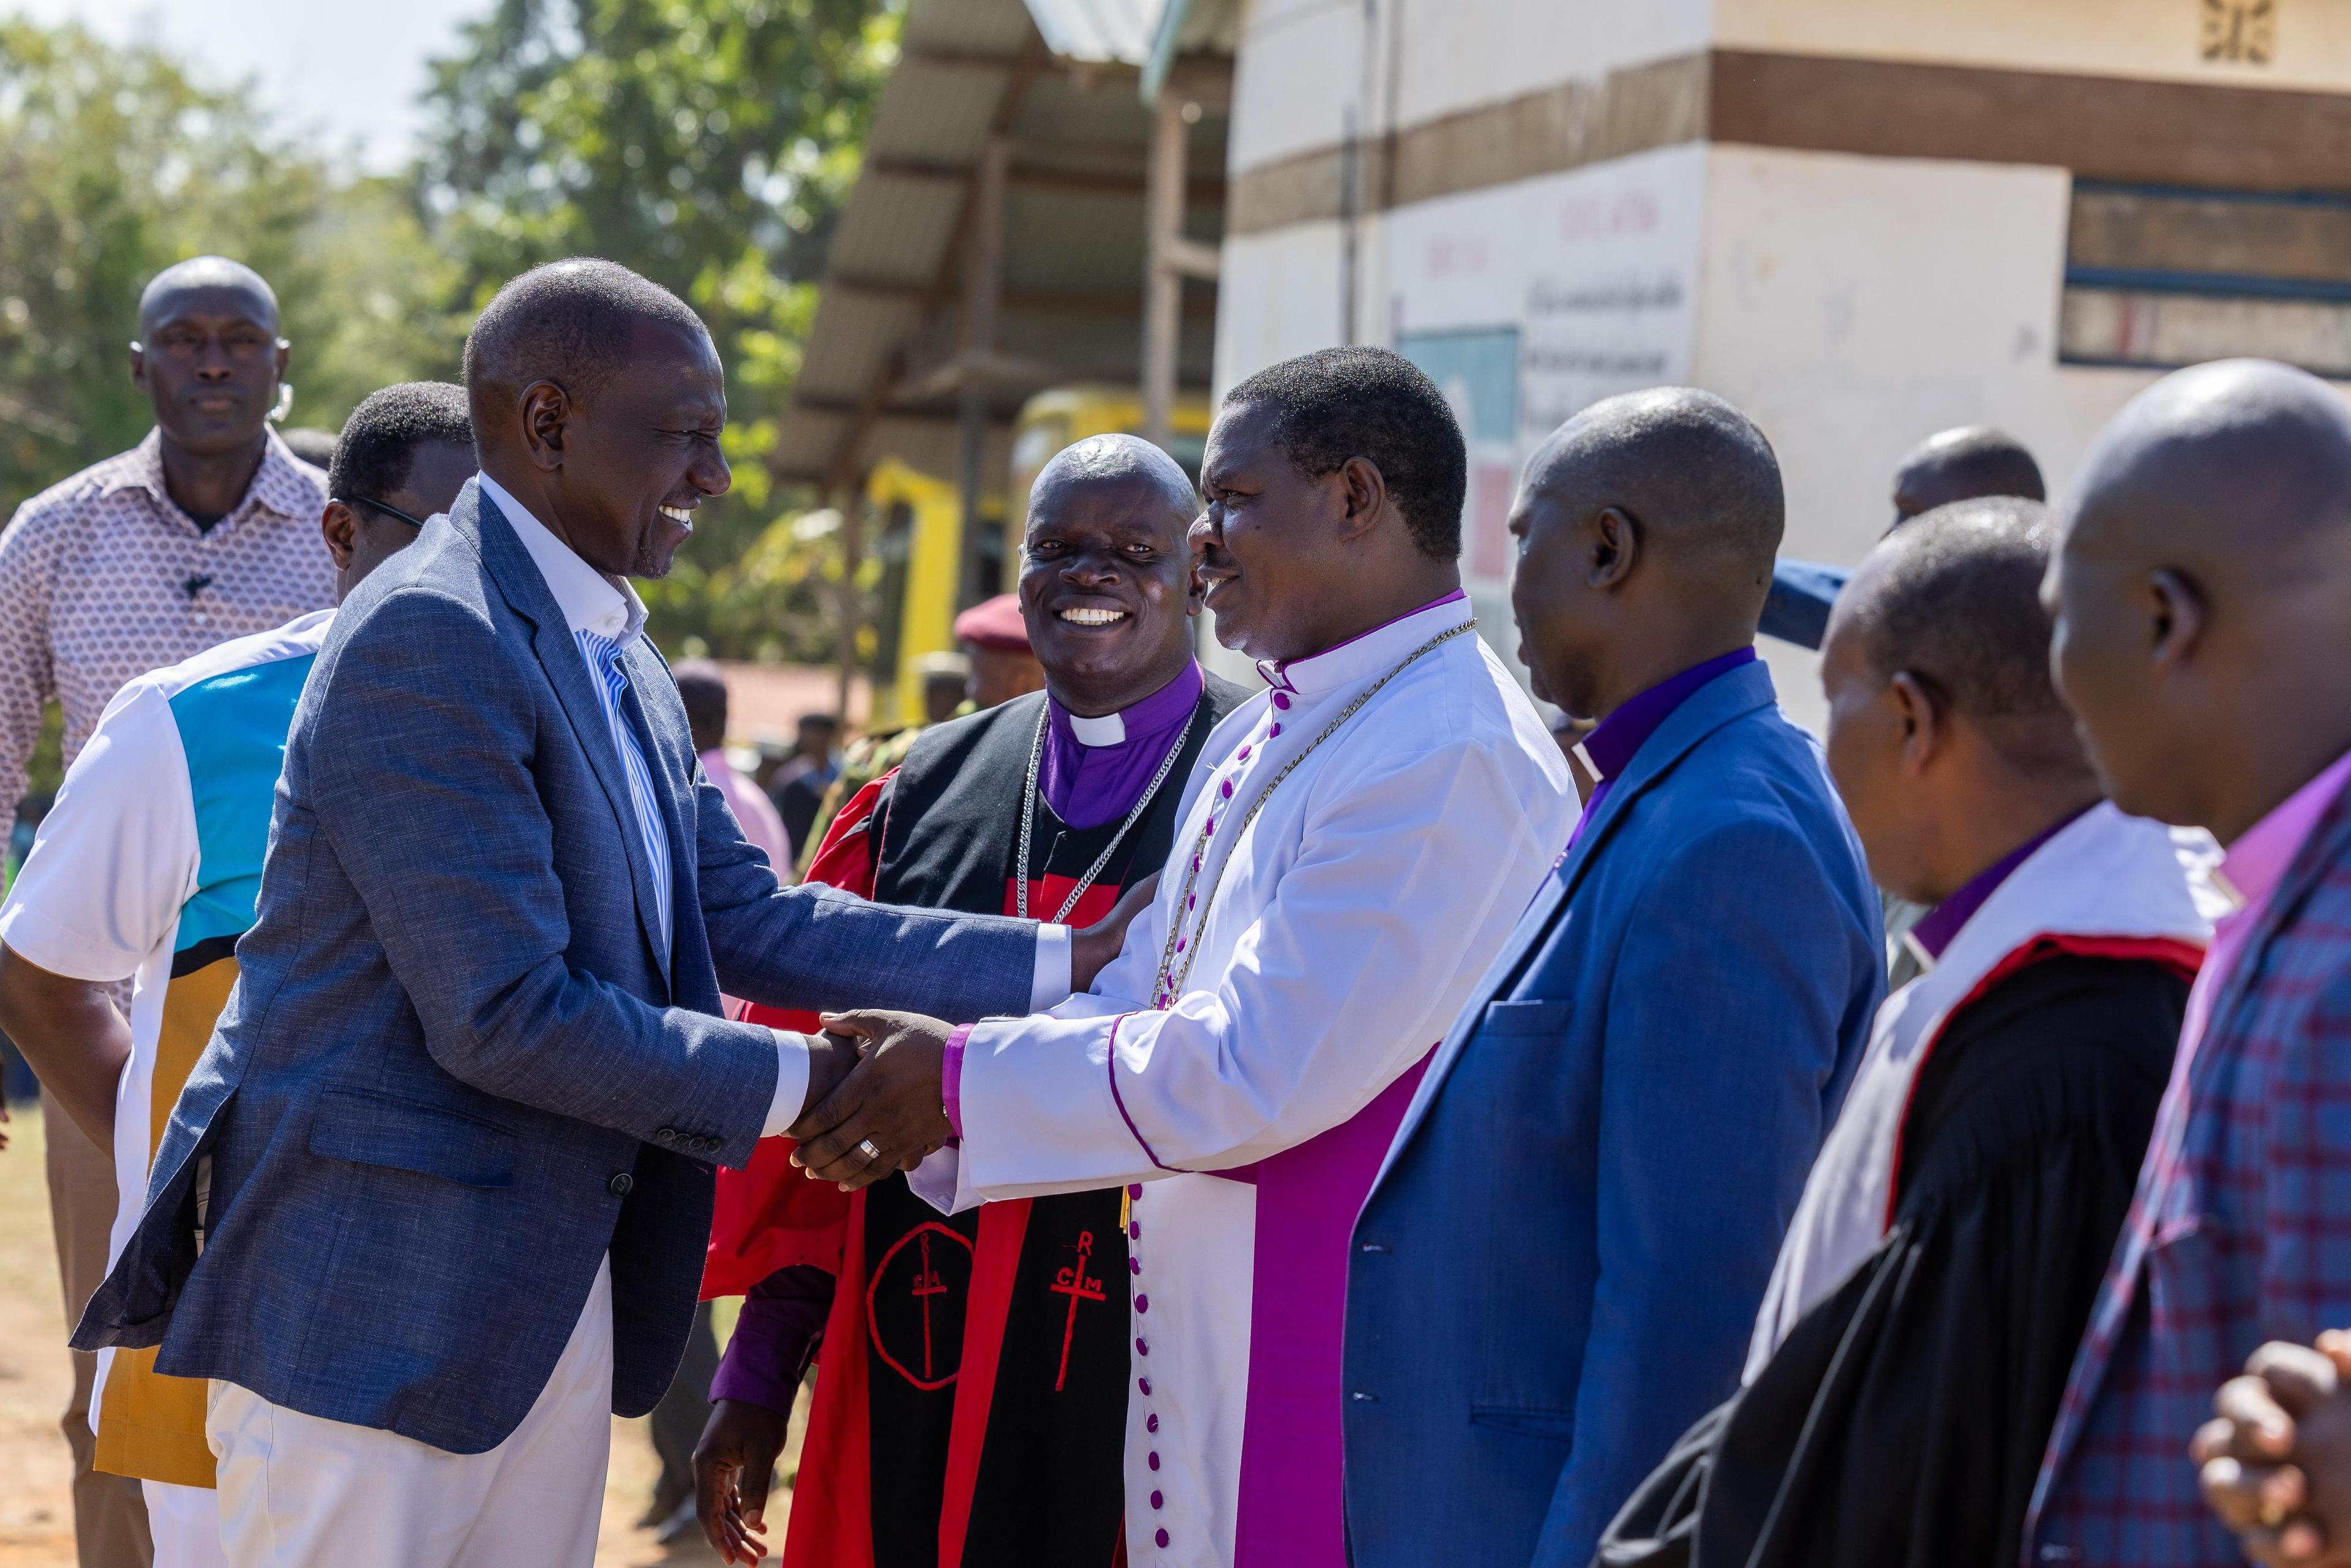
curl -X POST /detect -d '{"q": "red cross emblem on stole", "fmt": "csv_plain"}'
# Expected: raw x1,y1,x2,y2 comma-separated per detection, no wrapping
866,1221,974,1390
1048,1230,1108,1392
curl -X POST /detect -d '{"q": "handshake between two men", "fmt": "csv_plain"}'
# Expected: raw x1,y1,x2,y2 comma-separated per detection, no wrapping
781,869,1163,1190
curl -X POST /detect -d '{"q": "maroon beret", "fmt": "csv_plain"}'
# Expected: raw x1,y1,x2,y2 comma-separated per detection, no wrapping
953,592,1031,653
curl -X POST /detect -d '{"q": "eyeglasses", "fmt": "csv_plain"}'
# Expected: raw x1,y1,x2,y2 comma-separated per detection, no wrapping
341,497,433,530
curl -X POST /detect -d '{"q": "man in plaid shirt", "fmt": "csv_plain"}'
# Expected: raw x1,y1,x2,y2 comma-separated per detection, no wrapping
2026,356,2351,1565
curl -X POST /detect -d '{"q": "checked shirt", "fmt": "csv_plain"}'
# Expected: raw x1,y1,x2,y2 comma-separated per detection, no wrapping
2027,767,2351,1565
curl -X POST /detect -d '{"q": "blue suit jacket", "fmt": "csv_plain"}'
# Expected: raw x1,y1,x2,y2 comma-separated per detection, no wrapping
1343,661,1883,1568
73,486,1040,1452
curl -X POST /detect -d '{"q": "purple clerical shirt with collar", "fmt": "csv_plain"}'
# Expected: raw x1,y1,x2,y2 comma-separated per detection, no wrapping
1902,805,2091,966
1036,660,1205,830
1565,646,1758,855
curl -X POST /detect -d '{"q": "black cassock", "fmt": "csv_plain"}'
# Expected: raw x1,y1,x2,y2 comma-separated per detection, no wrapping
1600,953,2190,1568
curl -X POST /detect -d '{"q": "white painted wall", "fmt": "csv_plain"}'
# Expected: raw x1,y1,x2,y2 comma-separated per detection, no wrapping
1717,0,2351,92
1227,0,1715,176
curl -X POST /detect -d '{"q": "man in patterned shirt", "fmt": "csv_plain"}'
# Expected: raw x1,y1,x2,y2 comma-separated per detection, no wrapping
0,254,328,1568
2025,358,2351,1565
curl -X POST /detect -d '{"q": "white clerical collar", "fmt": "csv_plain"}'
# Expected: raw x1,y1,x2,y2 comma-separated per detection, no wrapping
1261,591,1474,699
476,471,646,645
1069,710,1125,747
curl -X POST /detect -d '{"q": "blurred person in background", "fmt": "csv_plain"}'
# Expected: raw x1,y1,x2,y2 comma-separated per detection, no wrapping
1604,498,2213,1568
767,711,841,865
0,382,474,1568
957,591,1045,710
0,253,329,1568
677,661,792,877
274,427,339,470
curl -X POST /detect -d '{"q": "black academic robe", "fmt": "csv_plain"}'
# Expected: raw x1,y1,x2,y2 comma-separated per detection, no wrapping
790,676,1246,1568
1599,953,2191,1568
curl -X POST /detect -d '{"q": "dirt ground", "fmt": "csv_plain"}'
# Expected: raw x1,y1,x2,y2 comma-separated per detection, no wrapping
0,1101,804,1567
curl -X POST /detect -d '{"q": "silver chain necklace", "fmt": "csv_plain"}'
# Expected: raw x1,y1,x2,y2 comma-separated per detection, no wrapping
1152,620,1476,1005
1016,696,1203,923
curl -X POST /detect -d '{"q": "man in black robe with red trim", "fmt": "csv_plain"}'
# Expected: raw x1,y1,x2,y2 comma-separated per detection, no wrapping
693,435,1247,1568
1600,498,2216,1568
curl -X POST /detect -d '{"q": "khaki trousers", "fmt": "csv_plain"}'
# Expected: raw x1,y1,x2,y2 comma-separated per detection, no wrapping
45,1087,154,1568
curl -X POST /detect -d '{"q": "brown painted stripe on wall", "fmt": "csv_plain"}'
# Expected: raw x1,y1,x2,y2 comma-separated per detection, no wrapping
1710,50,2351,193
1227,50,2351,237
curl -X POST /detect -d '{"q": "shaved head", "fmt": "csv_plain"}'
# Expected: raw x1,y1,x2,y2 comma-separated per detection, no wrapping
138,256,279,337
2049,358,2351,837
1527,387,1785,576
1839,498,2076,767
1509,387,1782,718
1030,433,1197,530
1892,425,2044,522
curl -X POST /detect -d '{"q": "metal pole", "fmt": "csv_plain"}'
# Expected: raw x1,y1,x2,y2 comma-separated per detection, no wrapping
1142,95,1188,454
958,137,1010,579
833,490,860,724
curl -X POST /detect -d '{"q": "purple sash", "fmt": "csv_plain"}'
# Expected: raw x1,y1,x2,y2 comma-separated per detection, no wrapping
1230,1052,1431,1567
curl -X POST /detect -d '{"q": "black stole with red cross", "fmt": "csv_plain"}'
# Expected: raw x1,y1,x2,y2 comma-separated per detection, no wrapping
856,679,1238,1568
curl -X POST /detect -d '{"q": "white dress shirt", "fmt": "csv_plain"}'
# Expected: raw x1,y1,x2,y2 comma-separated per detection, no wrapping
478,473,1070,1135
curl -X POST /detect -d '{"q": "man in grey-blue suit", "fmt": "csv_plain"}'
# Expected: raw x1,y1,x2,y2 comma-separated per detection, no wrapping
1344,391,1884,1568
75,263,1111,1566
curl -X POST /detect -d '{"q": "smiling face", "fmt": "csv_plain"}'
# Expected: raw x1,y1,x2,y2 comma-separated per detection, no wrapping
1019,466,1202,716
132,285,288,456
531,317,730,579
1192,399,1354,663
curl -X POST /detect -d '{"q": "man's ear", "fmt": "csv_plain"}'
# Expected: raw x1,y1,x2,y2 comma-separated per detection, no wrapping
1335,456,1390,542
1888,670,1944,776
520,380,572,471
1184,556,1207,617
320,501,359,572
1589,505,1641,591
2147,566,2206,675
129,343,147,391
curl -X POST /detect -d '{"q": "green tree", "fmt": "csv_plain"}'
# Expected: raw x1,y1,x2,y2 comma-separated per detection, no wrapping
0,20,465,519
419,0,899,659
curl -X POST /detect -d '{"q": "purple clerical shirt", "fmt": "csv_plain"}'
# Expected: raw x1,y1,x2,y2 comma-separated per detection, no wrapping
1564,646,1758,855
1902,805,2092,964
1036,661,1205,830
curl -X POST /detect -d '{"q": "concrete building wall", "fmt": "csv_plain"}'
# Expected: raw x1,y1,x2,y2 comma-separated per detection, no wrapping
1208,0,2351,722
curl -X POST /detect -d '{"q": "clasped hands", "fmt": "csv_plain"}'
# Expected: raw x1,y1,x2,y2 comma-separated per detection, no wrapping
781,869,1160,1189
786,1010,956,1188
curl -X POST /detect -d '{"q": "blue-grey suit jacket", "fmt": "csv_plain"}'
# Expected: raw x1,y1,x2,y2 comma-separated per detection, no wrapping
73,485,1040,1453
1343,661,1883,1568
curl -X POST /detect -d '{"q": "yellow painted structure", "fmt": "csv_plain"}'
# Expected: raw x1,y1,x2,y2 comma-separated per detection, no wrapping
865,458,977,729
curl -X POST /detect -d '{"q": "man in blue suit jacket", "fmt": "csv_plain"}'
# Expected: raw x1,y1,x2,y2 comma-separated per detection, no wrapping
1344,389,1884,1568
75,263,1104,1567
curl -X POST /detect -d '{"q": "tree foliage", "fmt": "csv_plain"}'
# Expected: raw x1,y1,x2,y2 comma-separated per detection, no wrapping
420,0,899,660
0,0,893,671
0,20,465,515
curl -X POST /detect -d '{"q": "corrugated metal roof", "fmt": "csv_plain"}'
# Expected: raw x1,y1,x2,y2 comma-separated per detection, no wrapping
1023,0,1166,65
773,0,1230,489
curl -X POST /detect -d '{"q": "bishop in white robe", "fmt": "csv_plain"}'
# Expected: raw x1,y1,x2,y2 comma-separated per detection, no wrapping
817,591,1575,1566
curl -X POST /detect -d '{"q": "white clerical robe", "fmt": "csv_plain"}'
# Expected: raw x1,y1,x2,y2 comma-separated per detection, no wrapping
913,595,1578,1567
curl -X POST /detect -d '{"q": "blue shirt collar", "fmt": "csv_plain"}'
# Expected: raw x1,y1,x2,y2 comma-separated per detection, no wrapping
1581,647,1759,782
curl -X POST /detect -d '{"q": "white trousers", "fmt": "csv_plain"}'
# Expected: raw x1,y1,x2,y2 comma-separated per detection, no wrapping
204,1258,614,1568
144,1480,229,1568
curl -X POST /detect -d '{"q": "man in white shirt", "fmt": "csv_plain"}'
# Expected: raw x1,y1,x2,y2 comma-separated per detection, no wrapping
797,347,1578,1567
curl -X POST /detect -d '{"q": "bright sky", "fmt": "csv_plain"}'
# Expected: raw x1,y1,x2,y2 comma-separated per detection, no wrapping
4,0,489,172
